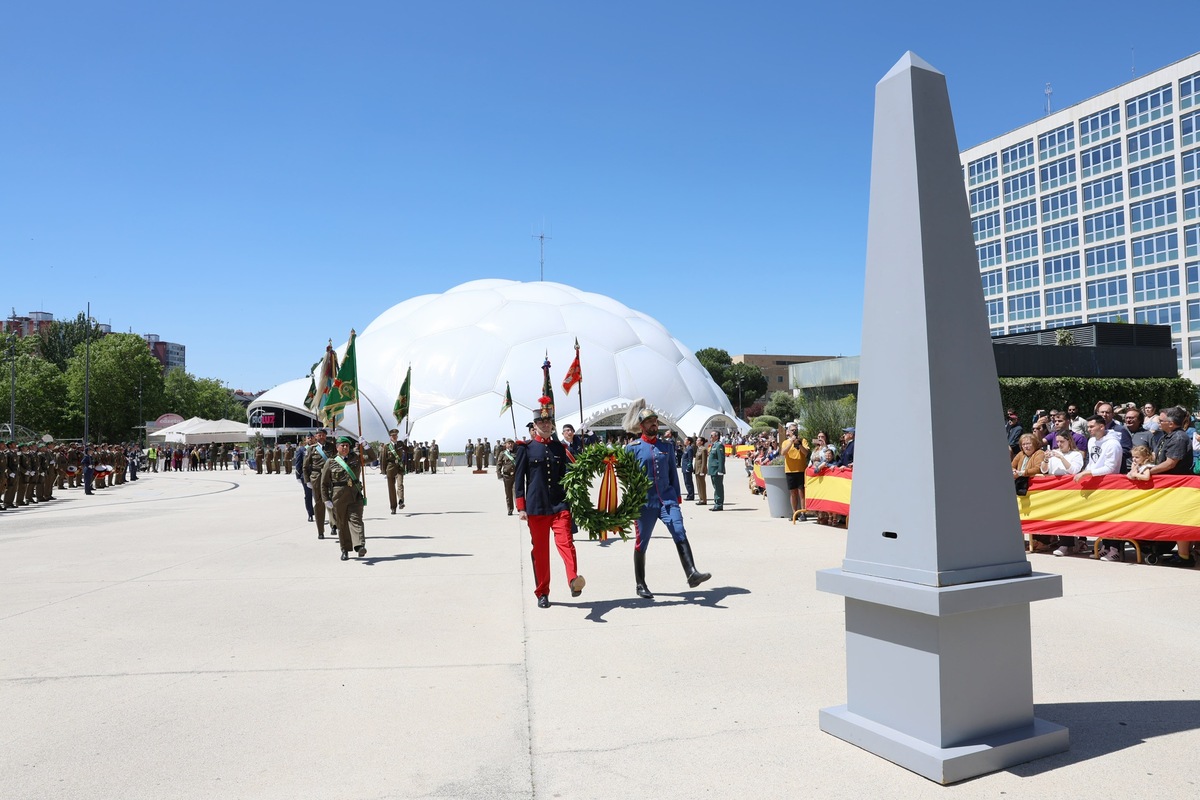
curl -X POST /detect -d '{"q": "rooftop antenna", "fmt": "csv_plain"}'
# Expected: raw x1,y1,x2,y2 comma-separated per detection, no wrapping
532,220,551,281
1044,82,1053,115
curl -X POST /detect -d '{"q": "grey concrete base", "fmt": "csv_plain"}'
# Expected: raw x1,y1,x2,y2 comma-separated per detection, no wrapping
820,705,1069,785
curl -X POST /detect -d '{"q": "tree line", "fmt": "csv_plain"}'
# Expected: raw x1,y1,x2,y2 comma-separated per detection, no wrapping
3,313,246,442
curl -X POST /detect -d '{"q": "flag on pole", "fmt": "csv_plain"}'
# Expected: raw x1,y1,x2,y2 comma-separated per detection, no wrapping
562,338,582,395
541,353,554,407
303,376,317,414
315,340,340,422
500,381,513,416
394,365,412,426
321,331,358,425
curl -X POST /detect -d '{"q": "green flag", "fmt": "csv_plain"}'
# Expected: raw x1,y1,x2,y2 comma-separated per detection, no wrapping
322,331,357,425
315,341,340,422
303,376,317,413
394,365,412,425
500,381,512,416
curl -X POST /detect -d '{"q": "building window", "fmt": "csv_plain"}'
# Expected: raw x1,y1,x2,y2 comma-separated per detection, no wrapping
1041,187,1078,222
1188,223,1199,258
1080,104,1121,145
1047,315,1083,329
1039,123,1075,160
1131,230,1179,267
981,269,1003,296
1002,139,1036,174
1183,70,1200,110
1003,168,1037,202
1129,193,1178,232
1189,337,1200,369
1134,301,1181,333
1186,185,1199,221
1044,252,1081,284
1128,156,1177,198
1082,173,1124,210
1126,83,1173,128
1189,299,1200,331
1042,220,1079,253
969,182,1000,213
1004,200,1037,233
1127,120,1174,163
1083,207,1125,243
1187,262,1199,295
977,240,1003,268
1183,149,1200,188
1175,339,1183,371
1044,285,1082,316
1089,311,1126,323
1085,242,1127,276
968,153,998,186
1008,322,1043,334
986,298,1004,326
1007,261,1040,291
1087,276,1128,309
1005,231,1039,262
1081,140,1122,177
1008,291,1041,320
1133,265,1180,303
1183,110,1200,147
1039,155,1076,192
973,211,1001,241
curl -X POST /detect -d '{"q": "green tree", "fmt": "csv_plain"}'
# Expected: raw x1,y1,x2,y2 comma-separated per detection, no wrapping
722,362,767,415
763,390,799,423
6,352,70,438
798,392,857,443
64,334,165,442
195,377,247,421
37,313,107,371
695,347,732,386
163,367,199,417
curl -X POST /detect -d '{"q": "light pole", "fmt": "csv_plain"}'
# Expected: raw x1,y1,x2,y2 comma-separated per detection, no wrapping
138,375,144,447
735,376,744,420
8,338,15,438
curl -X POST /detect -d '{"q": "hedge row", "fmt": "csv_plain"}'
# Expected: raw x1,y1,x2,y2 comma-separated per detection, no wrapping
999,377,1198,422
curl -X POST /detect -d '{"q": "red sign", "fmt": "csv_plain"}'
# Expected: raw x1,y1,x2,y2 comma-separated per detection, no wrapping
261,413,276,425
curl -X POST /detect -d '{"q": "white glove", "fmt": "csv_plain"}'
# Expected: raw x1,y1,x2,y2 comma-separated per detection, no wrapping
324,500,333,510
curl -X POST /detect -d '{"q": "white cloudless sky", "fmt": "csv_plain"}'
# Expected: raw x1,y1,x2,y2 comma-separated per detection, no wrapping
3,1,1197,389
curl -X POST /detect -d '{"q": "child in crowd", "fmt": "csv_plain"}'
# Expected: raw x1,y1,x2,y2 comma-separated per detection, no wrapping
1128,445,1153,480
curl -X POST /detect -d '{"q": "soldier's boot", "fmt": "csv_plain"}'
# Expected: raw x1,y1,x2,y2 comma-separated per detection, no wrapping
634,550,654,599
676,541,712,588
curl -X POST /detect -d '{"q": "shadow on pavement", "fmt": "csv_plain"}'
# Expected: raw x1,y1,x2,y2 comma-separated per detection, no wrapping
1003,700,1200,777
555,586,751,623
357,552,472,566
401,511,485,517
366,534,433,540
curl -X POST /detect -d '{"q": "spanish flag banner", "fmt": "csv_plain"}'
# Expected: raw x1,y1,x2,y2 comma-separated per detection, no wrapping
1018,474,1200,541
804,466,852,516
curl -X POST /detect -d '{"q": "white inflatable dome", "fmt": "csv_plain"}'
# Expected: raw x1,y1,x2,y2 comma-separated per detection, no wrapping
252,279,744,446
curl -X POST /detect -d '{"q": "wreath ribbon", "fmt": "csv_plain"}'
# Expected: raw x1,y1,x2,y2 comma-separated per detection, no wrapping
596,454,619,513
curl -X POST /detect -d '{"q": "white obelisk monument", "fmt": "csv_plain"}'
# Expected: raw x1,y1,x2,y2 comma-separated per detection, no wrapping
816,52,1069,784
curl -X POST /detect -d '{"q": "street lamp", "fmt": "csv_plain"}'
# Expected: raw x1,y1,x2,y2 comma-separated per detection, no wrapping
735,376,744,420
138,375,144,447
7,338,15,438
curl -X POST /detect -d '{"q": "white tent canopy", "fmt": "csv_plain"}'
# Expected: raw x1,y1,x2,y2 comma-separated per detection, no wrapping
249,280,748,447
148,417,249,445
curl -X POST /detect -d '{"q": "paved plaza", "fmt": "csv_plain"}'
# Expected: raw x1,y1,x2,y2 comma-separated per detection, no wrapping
3,462,1199,799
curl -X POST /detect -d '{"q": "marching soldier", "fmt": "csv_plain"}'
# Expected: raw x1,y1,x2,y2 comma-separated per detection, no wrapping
303,429,338,539
380,429,406,514
255,442,265,474
321,435,368,561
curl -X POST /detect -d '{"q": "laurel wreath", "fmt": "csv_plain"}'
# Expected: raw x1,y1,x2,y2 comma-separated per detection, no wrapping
561,443,650,541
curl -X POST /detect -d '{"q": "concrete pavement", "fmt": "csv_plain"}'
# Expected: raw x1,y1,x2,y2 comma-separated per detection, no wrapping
2,461,1199,799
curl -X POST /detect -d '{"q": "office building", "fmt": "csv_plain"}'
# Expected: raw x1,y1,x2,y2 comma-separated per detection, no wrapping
960,52,1200,379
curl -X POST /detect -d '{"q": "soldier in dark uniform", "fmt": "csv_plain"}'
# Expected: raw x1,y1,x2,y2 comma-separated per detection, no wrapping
429,440,439,474
0,441,13,509
255,442,265,475
465,440,475,470
513,396,584,608
284,442,296,476
380,429,406,513
303,429,338,539
322,435,368,561
496,438,517,515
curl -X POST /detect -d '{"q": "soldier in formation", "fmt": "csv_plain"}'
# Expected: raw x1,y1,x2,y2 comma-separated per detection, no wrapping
321,435,369,561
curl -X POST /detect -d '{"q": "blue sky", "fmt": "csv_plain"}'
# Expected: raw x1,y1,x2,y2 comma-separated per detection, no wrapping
3,1,1197,391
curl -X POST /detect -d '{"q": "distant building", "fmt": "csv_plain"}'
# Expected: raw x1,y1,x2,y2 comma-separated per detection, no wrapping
959,50,1200,379
2,311,54,338
732,353,836,399
144,334,186,373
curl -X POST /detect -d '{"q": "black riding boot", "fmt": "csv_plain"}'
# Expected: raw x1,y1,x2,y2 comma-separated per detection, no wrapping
676,540,712,588
634,549,654,599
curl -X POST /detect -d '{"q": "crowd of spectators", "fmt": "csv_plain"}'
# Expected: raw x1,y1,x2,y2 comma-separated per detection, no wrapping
1009,400,1197,568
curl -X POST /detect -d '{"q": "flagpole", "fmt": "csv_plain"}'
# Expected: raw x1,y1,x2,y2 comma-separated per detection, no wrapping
405,363,411,439
349,329,366,504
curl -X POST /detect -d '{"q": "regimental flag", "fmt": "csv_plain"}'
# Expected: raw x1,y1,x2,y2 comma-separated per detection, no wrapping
303,376,317,414
500,381,513,416
541,353,554,407
562,338,582,395
321,332,357,426
315,341,340,422
394,365,412,426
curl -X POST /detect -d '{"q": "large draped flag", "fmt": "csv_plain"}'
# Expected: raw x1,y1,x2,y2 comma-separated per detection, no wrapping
500,381,513,416
562,338,582,395
314,341,340,421
394,365,412,426
322,330,358,425
303,376,317,414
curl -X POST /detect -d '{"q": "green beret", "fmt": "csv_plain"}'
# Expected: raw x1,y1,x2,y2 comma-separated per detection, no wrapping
336,435,354,445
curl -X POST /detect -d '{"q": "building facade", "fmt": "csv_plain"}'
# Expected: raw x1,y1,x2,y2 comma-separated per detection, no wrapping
732,353,834,398
960,52,1200,379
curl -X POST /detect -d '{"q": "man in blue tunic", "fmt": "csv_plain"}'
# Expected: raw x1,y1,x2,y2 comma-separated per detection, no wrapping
623,399,711,599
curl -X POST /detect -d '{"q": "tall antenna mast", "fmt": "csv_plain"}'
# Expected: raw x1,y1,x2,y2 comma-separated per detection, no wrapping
532,221,551,281
1044,82,1053,115
1131,47,1136,78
